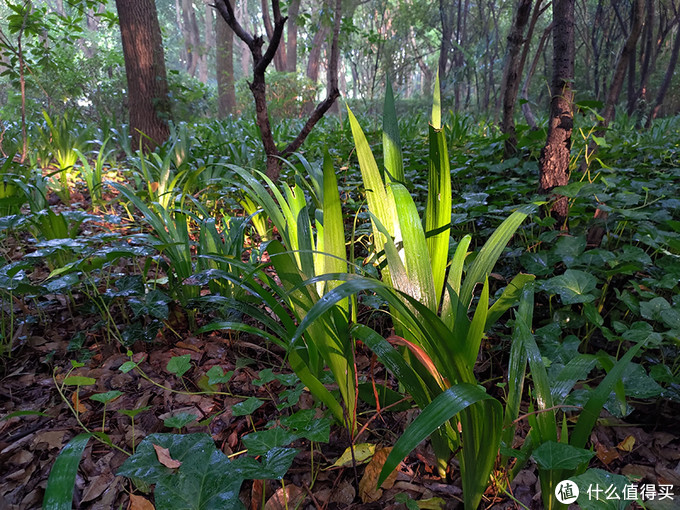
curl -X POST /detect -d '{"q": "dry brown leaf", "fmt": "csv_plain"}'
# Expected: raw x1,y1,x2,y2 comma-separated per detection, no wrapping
359,447,398,503
152,444,181,469
250,479,264,510
264,484,305,510
72,392,87,413
81,473,114,503
617,435,635,452
130,493,156,510
595,442,621,465
32,430,66,450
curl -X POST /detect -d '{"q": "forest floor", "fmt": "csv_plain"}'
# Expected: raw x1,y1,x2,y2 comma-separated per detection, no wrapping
1,193,680,510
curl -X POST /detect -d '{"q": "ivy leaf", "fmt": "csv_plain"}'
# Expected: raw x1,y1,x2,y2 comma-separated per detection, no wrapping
232,397,263,417
542,269,598,304
242,429,299,456
167,355,192,378
206,366,233,385
117,433,246,510
531,441,594,470
163,412,199,430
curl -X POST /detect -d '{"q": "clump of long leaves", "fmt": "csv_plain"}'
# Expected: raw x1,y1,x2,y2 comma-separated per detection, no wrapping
202,152,359,433
293,79,534,509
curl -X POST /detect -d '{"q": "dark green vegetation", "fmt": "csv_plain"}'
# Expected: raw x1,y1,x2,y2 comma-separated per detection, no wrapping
2,1,680,509
2,99,679,509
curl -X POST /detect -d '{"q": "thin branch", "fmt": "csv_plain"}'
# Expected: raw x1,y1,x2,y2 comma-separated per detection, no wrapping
212,0,255,48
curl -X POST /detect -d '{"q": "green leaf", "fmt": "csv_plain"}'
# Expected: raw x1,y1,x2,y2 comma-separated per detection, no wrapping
383,79,404,183
62,376,96,386
639,297,671,321
119,360,140,373
232,397,263,417
542,269,598,304
378,383,498,487
163,412,199,429
2,410,48,420
280,411,331,442
167,355,192,378
532,441,595,470
117,433,246,510
237,447,298,480
571,469,631,510
206,366,233,385
242,429,299,455
119,406,151,419
43,433,92,510
90,391,123,404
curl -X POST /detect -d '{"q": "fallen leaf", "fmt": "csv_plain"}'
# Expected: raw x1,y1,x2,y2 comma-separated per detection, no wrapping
617,435,635,452
359,447,398,503
32,430,66,450
595,442,621,465
72,392,87,413
264,484,305,510
328,443,376,469
417,497,446,509
130,494,156,510
175,341,201,352
153,444,181,469
250,479,264,510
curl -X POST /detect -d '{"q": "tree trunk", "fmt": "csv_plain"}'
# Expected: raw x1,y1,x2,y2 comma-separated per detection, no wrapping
538,0,575,227
439,0,453,84
500,0,533,156
629,0,654,114
521,22,552,129
115,0,170,151
286,0,301,72
646,19,680,126
306,21,331,83
602,0,644,125
261,0,286,71
217,9,236,116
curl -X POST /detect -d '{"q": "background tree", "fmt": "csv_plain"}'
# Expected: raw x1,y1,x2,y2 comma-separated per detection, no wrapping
214,0,342,181
216,2,236,116
115,0,170,150
538,0,574,226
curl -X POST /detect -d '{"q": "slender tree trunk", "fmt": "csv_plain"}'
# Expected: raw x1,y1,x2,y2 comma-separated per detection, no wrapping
307,21,331,83
261,0,286,71
646,20,680,126
501,0,533,156
602,0,644,125
439,0,453,84
630,0,654,114
286,0,301,72
217,8,236,116
538,0,575,226
521,22,553,129
115,0,170,151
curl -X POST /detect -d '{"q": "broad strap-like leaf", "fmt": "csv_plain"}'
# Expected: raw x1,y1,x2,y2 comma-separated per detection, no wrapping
431,70,442,129
502,285,532,452
383,79,404,184
321,150,347,297
460,205,534,309
570,340,646,450
346,106,399,260
377,383,499,487
43,433,92,510
425,120,451,307
392,183,437,311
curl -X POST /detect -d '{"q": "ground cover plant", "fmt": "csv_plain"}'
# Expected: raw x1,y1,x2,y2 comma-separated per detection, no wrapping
1,87,679,510
1,2,680,503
